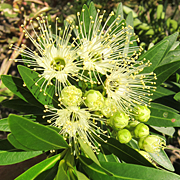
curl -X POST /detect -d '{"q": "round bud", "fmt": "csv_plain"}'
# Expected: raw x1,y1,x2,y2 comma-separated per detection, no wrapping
117,129,132,144
84,90,104,111
126,121,140,131
139,135,166,153
134,123,149,138
110,111,129,130
101,98,117,118
61,85,82,106
134,105,151,122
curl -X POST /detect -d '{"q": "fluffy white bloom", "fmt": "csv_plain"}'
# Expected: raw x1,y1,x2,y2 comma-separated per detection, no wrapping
44,104,109,153
10,16,83,96
105,61,157,115
75,9,139,85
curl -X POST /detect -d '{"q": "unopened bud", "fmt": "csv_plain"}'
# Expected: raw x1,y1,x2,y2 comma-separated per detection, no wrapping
84,90,104,111
101,98,117,118
61,85,82,106
110,111,129,130
139,135,166,153
134,123,149,138
117,129,132,143
134,105,151,122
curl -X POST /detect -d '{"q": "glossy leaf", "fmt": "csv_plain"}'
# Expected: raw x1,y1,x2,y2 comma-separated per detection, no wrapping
97,151,120,163
146,103,180,127
0,150,42,165
0,118,10,132
150,126,175,136
2,99,44,115
154,61,180,86
139,40,169,73
174,92,180,102
1,75,43,107
149,149,174,171
158,49,180,66
151,86,175,100
159,32,179,60
8,134,32,151
16,154,60,180
81,156,180,180
76,170,89,180
8,114,68,151
54,159,70,180
115,3,124,21
89,2,96,20
95,135,154,167
78,138,101,166
18,65,58,106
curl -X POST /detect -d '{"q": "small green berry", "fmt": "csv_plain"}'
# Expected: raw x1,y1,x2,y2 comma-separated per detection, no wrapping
134,123,149,138
134,105,151,122
117,129,132,143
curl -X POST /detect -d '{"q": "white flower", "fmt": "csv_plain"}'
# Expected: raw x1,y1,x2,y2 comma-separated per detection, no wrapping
10,16,83,96
75,9,139,85
44,104,109,153
105,61,157,115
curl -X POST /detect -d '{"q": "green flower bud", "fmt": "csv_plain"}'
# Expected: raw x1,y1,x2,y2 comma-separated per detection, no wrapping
84,90,104,111
61,85,82,106
101,98,117,118
126,121,140,131
139,135,166,153
134,105,151,122
117,129,132,143
134,123,149,138
111,111,129,130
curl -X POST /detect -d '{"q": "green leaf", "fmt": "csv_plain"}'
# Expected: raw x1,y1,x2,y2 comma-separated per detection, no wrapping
156,4,163,19
78,137,101,166
149,149,174,171
89,2,97,20
18,65,58,106
115,3,124,22
80,4,90,38
1,75,43,108
82,156,180,180
158,49,180,66
151,126,175,136
8,134,32,151
2,99,44,115
123,6,138,18
154,61,180,86
76,170,89,180
146,103,180,127
54,159,70,180
174,92,180,101
97,151,120,163
139,40,169,74
0,118,10,132
8,114,68,151
95,135,154,167
151,86,175,101
159,32,179,60
15,154,60,180
0,150,42,165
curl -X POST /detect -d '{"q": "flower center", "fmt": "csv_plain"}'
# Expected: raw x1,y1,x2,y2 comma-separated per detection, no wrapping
50,57,66,71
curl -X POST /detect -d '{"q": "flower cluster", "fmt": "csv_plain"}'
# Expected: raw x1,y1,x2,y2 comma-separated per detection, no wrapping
10,7,163,154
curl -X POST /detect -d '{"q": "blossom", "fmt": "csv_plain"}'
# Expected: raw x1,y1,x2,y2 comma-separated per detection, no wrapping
105,60,157,115
9,16,84,96
75,9,140,85
43,104,109,153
